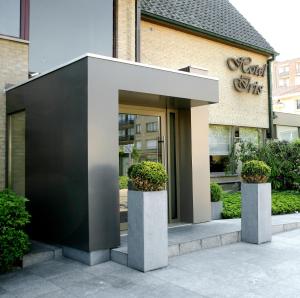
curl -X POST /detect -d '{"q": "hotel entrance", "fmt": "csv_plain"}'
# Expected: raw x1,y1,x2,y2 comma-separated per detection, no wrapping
119,106,179,230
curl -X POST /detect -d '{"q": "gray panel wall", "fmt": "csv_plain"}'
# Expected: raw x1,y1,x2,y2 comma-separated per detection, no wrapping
6,59,90,251
29,0,113,73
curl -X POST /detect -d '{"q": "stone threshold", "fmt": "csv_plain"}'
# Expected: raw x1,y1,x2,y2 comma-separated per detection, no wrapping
111,217,300,267
22,241,62,268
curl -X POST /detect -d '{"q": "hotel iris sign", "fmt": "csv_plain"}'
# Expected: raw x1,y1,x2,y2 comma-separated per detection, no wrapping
227,57,266,95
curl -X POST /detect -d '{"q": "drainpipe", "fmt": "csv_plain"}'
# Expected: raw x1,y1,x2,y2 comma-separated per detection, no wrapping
267,54,275,139
135,0,141,62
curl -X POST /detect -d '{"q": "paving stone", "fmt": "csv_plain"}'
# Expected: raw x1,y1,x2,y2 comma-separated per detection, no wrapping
284,222,298,231
201,236,221,249
168,244,179,257
111,249,128,266
272,224,284,234
179,240,201,255
221,232,239,246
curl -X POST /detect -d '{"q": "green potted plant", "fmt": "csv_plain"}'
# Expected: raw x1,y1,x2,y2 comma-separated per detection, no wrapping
210,183,223,220
127,161,168,272
241,160,272,244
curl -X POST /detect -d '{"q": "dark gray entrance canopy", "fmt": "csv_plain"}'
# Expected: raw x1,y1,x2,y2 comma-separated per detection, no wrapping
6,54,219,264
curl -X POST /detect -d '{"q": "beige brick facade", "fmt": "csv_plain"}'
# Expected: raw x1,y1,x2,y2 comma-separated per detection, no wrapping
0,36,28,189
140,21,270,128
117,0,136,61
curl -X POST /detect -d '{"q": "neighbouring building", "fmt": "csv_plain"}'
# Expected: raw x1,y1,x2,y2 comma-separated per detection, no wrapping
272,58,300,141
4,0,277,265
0,0,29,190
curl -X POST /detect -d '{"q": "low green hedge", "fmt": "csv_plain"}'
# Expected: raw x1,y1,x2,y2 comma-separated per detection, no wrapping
222,191,300,219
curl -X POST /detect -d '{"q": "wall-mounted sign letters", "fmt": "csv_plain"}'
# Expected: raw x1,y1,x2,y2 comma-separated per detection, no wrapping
227,57,266,95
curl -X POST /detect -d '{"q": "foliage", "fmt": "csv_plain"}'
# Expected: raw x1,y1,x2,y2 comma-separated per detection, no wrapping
119,176,129,190
210,183,223,202
241,160,271,183
222,191,300,219
227,140,300,191
0,189,30,273
128,161,168,191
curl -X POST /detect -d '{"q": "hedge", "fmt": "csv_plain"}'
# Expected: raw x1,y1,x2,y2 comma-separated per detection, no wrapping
222,191,300,219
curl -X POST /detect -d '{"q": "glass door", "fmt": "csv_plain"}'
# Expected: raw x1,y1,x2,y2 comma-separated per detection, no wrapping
119,107,166,230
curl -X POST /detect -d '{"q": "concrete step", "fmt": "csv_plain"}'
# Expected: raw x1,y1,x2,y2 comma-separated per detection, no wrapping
22,241,62,268
111,221,300,267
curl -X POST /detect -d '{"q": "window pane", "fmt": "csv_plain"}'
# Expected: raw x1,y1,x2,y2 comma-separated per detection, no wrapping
277,126,299,142
0,0,20,38
239,127,259,144
209,125,231,155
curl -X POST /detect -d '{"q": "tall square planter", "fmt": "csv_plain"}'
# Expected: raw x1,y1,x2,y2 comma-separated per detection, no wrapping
211,201,223,220
128,190,168,272
241,183,272,244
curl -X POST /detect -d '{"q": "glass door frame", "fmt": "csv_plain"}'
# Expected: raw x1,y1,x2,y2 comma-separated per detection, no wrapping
119,104,180,229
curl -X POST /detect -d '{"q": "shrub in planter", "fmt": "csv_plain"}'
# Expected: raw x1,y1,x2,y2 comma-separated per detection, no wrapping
210,183,223,220
127,161,168,272
0,189,30,273
241,160,271,183
128,161,168,191
210,183,223,202
241,160,272,244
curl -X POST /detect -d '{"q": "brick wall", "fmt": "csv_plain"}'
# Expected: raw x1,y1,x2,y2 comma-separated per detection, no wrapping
140,21,270,128
0,36,28,190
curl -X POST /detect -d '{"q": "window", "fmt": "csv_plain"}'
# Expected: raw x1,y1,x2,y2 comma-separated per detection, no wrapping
295,76,300,86
277,126,299,142
0,0,20,38
279,65,289,75
239,127,259,145
146,122,158,132
135,124,141,134
119,114,126,123
128,128,134,136
297,100,300,110
0,0,29,40
146,139,157,149
296,63,300,74
135,141,142,150
279,78,289,87
209,125,231,173
127,114,135,121
119,129,125,137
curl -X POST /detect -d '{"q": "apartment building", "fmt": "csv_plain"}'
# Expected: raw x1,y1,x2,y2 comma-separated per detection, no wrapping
272,58,300,141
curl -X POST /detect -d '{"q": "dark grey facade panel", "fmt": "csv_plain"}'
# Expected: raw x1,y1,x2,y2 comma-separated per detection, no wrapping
29,0,114,73
7,59,90,251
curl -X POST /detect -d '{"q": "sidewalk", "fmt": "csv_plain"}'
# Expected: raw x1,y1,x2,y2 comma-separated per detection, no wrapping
1,228,300,297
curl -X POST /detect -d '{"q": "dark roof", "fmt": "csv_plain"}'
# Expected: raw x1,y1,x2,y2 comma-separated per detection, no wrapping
141,0,276,55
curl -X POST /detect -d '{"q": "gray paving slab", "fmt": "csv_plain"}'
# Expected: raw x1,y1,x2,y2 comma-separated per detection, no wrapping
2,224,300,297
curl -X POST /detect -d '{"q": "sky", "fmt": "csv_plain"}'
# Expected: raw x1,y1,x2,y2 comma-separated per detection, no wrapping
229,0,300,61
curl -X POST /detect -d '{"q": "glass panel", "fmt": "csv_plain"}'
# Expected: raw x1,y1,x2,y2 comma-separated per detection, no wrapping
209,125,231,156
277,126,299,142
8,111,25,195
239,127,259,144
0,0,20,38
119,114,162,228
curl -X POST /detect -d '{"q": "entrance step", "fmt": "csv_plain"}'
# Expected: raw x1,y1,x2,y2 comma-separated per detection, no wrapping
22,241,62,268
111,215,300,267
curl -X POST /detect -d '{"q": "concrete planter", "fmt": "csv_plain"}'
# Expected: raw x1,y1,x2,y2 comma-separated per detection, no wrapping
241,183,272,244
211,201,223,220
128,190,168,272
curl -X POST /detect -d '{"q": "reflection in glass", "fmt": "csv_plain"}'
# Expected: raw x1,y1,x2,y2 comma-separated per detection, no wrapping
119,113,162,227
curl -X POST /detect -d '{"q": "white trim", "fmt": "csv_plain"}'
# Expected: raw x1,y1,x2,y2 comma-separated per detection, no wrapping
0,34,29,44
5,53,219,92
274,92,300,100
